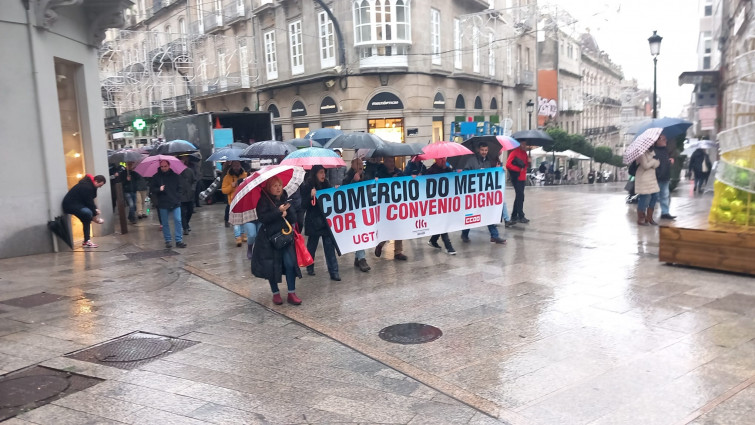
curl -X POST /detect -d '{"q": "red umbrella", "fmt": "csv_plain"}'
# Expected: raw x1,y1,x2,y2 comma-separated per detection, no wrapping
229,165,306,225
415,141,474,161
133,155,187,177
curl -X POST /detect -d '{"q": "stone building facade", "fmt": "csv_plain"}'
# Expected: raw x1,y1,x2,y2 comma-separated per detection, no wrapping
580,32,623,151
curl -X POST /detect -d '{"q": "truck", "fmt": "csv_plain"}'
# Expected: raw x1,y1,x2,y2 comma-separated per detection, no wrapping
161,111,274,188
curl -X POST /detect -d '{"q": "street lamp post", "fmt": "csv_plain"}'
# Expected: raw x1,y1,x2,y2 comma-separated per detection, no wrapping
648,30,663,119
526,99,535,130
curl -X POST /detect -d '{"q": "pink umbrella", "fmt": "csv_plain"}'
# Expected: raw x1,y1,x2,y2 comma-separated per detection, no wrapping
229,165,306,224
623,128,663,165
133,154,187,177
415,141,474,161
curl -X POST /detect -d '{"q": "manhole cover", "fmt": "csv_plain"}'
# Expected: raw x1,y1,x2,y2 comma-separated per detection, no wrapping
379,323,443,344
0,375,70,408
0,292,68,308
125,249,179,261
0,366,102,421
94,338,174,362
65,332,198,370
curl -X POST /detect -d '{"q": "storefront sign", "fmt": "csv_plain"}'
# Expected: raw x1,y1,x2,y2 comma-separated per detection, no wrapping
316,169,505,253
112,131,135,139
320,96,337,114
291,100,307,117
367,92,404,110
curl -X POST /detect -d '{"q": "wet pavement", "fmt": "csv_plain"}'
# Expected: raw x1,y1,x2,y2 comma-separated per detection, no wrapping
0,181,753,424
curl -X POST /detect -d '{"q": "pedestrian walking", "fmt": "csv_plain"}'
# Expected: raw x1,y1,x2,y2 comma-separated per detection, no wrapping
149,160,186,248
252,176,303,305
689,148,712,194
423,158,457,255
326,149,347,188
179,156,197,234
112,162,141,224
342,158,371,272
462,142,507,244
62,174,106,248
302,165,341,281
222,161,249,246
506,141,530,224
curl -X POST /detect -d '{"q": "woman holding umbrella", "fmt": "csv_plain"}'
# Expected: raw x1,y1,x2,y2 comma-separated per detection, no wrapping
624,128,664,226
301,165,340,281
222,161,250,247
252,175,303,305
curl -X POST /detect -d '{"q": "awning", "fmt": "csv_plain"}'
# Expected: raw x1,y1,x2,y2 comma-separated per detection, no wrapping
678,70,719,86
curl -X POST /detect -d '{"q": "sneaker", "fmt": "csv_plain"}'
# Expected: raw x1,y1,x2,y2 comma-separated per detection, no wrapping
394,253,408,261
175,242,187,248
94,217,104,224
490,237,507,245
518,217,530,224
660,213,677,220
428,240,442,249
183,229,189,235
504,220,516,228
165,242,172,249
446,247,457,255
461,235,471,243
272,293,283,305
82,240,98,248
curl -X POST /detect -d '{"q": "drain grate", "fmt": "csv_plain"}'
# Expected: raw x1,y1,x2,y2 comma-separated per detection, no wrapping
0,366,102,421
379,323,443,344
125,249,180,261
65,332,198,370
0,292,68,308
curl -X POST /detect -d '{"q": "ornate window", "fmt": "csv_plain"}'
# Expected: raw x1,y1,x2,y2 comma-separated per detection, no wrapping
352,0,412,66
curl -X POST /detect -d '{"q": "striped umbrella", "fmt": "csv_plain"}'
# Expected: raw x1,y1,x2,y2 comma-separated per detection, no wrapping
623,128,663,165
280,147,346,169
229,165,306,225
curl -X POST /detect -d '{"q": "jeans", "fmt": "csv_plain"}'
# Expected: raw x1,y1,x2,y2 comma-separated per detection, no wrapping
235,222,260,244
355,249,366,260
430,233,453,249
125,192,136,222
159,207,183,243
306,233,339,274
71,207,94,242
637,192,659,211
511,177,526,220
461,225,499,239
268,248,297,294
501,201,511,222
658,180,671,215
181,202,194,230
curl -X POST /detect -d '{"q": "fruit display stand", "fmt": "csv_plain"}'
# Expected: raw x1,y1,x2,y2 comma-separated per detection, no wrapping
660,44,755,275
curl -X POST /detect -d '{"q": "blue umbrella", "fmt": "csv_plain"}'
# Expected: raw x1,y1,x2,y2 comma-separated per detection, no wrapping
628,117,692,140
206,147,247,162
280,147,346,169
306,128,343,144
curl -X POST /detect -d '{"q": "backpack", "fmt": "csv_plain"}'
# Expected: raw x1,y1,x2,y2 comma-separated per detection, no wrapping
628,161,639,177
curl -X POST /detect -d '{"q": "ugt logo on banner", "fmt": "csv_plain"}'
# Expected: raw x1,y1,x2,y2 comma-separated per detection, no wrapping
316,169,505,254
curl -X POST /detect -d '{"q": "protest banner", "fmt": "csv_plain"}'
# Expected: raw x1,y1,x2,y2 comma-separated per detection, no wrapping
316,168,505,254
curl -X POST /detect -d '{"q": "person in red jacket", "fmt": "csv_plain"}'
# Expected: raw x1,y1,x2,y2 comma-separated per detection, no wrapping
505,141,530,223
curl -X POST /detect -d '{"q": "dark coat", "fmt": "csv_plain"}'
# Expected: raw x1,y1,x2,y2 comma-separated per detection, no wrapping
424,163,453,175
654,146,672,182
689,149,712,175
343,168,362,185
301,177,332,237
149,168,183,209
62,176,99,214
364,162,389,180
180,167,197,203
112,166,142,193
252,190,302,283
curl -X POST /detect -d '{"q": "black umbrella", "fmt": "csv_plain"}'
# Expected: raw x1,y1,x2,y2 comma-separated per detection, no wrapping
360,141,425,158
240,141,297,159
206,147,247,162
154,139,198,155
287,138,323,148
323,132,387,150
47,215,73,249
511,130,555,148
108,149,144,164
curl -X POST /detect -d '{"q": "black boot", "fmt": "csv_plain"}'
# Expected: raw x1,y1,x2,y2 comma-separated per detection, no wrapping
306,266,315,276
247,244,253,260
330,271,341,281
357,258,371,272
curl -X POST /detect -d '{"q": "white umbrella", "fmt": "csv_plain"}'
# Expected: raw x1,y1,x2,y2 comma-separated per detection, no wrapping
623,128,663,165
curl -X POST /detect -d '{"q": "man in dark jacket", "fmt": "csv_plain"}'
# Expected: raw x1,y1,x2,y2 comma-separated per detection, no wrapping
149,160,185,248
179,156,197,235
654,135,676,220
424,158,456,254
461,143,507,244
62,174,106,247
112,162,142,224
689,148,712,194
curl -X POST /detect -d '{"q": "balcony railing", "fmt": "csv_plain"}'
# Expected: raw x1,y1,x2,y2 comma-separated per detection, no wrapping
189,20,204,35
193,73,252,96
148,39,189,65
204,13,224,33
515,70,534,86
224,3,247,24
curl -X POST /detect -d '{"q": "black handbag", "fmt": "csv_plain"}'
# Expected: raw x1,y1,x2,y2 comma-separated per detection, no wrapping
512,157,525,168
263,191,294,249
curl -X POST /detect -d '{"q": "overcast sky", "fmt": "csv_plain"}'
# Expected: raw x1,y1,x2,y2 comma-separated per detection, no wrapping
540,0,700,117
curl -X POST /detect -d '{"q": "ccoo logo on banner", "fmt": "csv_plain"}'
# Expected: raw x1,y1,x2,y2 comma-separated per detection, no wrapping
316,168,505,254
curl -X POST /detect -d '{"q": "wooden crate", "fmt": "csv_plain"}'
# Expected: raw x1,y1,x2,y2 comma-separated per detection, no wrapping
659,216,755,275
